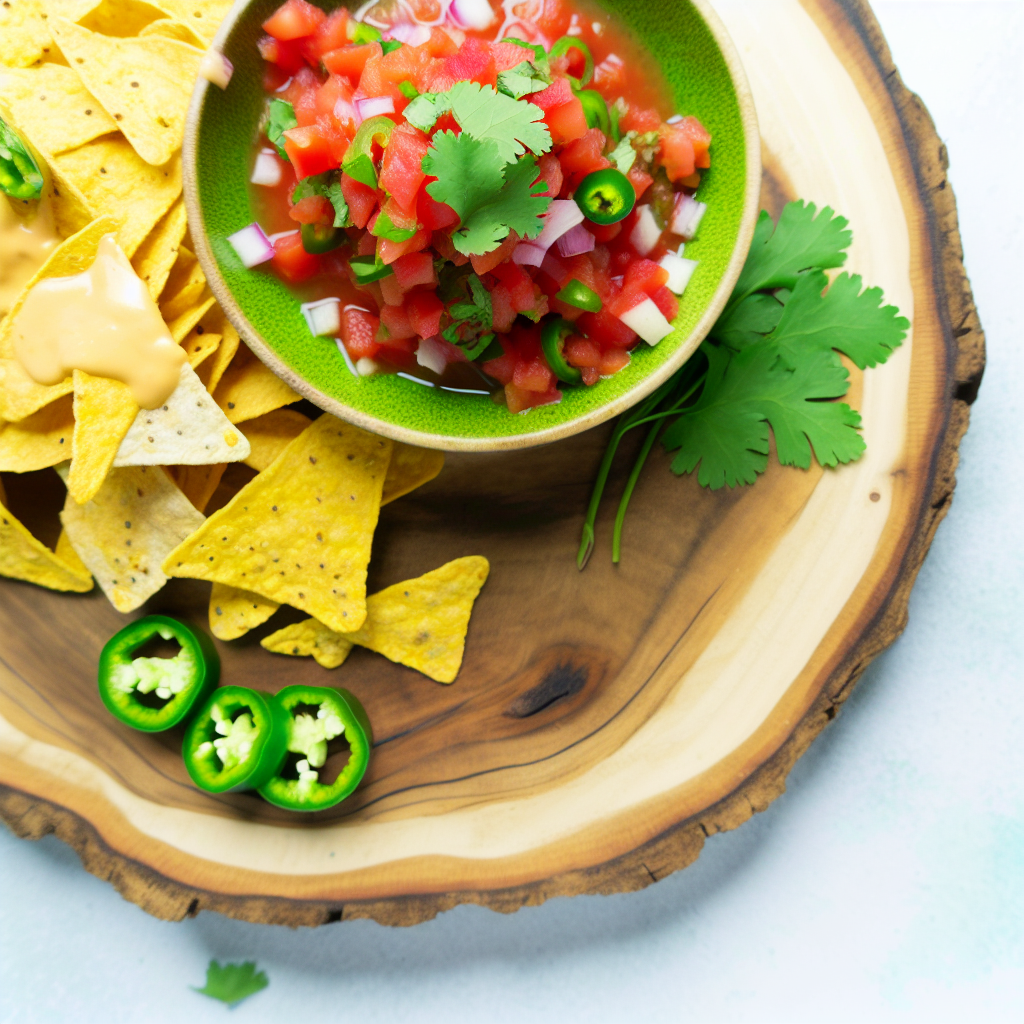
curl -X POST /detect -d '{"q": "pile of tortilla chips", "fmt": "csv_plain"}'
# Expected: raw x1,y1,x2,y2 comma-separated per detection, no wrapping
0,0,488,683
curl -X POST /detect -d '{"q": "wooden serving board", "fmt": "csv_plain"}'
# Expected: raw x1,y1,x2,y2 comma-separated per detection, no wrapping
0,0,984,927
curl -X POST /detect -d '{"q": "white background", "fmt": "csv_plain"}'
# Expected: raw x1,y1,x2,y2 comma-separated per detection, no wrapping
1,3,1021,1021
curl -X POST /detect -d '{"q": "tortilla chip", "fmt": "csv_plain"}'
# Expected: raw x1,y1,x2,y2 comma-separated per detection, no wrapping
149,0,231,43
131,196,187,300
163,414,392,632
76,0,167,37
139,16,202,44
68,370,138,503
213,343,301,424
0,0,55,69
42,0,100,20
170,461,225,512
383,443,445,505
158,244,205,321
0,64,117,155
183,328,220,369
0,507,93,591
113,362,250,468
167,293,214,344
55,525,90,577
50,138,181,257
209,582,280,641
261,617,353,670
0,359,74,422
196,312,238,394
0,393,74,471
61,463,205,611
241,408,312,473
39,165,96,240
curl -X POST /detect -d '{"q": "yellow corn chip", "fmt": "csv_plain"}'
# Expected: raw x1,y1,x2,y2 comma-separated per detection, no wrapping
131,196,186,300
139,16,202,44
261,617,353,670
68,369,137,503
0,359,74,422
55,525,91,577
163,414,392,632
196,312,238,394
167,292,214,344
170,461,226,512
42,0,100,20
209,582,280,641
0,64,117,155
213,343,301,424
184,328,220,369
75,0,167,37
49,18,201,166
383,442,445,504
241,408,312,473
158,247,206,322
39,167,96,241
0,0,56,69
149,0,231,43
50,138,181,257
1,495,93,591
0,392,73,470
61,463,205,611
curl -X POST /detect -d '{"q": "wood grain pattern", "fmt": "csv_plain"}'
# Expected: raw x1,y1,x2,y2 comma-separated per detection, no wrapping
0,0,984,926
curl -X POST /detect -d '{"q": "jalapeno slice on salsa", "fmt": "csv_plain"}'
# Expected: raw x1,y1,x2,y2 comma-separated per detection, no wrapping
549,36,594,88
0,115,44,201
541,318,582,385
183,686,289,793
556,278,602,313
300,221,344,254
574,168,636,225
97,616,219,732
341,115,395,190
258,685,372,812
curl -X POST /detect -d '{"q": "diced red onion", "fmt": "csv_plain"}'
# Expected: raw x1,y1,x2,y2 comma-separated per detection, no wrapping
532,199,585,254
513,243,546,267
333,98,357,125
416,336,449,376
227,223,274,268
629,204,662,256
387,22,431,45
671,193,707,239
355,95,395,122
619,297,673,346
198,50,233,90
250,150,281,187
659,252,698,295
450,0,495,30
555,223,595,258
300,297,341,337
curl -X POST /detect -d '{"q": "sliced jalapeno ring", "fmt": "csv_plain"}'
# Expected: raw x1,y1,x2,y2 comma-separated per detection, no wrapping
574,168,636,225
300,221,344,254
541,318,582,385
576,89,610,135
548,36,594,88
341,114,395,190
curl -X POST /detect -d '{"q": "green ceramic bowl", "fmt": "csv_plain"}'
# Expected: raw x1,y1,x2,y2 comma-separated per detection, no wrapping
184,0,760,451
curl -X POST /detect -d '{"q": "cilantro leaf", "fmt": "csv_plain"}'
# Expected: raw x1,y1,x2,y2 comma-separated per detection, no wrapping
729,202,852,307
500,37,550,72
423,132,550,255
448,274,493,327
404,91,451,132
498,60,551,99
370,208,417,242
265,98,296,161
292,173,351,227
710,292,785,350
608,132,637,173
325,180,349,228
193,960,268,1007
769,270,909,370
447,81,552,164
662,340,863,489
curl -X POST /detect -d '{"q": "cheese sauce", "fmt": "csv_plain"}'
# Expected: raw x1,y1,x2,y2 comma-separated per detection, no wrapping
0,196,59,320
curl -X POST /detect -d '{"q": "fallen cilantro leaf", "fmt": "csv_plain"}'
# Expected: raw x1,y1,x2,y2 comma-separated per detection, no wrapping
498,60,551,99
769,270,909,370
404,91,451,132
265,98,296,161
423,132,550,255
608,132,637,173
709,292,784,350
193,960,268,1007
447,81,552,164
729,201,852,308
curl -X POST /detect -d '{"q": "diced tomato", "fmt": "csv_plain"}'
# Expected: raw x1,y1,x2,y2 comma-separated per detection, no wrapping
292,83,318,127
564,337,602,368
511,0,572,38
492,260,531,292
469,231,519,276
444,38,497,88
379,123,431,215
263,0,325,41
357,226,378,255
508,272,536,312
505,382,562,413
592,55,627,96
599,348,630,375
302,8,348,63
417,186,459,230
340,173,378,229
658,124,695,183
531,77,573,113
587,219,622,244
257,35,306,73
392,251,436,290
490,41,535,72
514,355,555,393
322,42,381,79
270,231,320,283
535,152,563,199
677,115,711,168
435,336,468,363
314,74,353,121
550,297,583,321
341,306,382,359
380,41,442,93
627,164,654,201
379,225,430,265
489,283,516,333
424,26,458,57
651,285,678,322
621,105,661,133
432,230,469,266
578,309,638,349
288,194,331,224
581,366,600,385
558,128,611,184
379,273,405,306
624,258,669,296
380,302,417,340
263,62,291,92
283,123,338,178
546,99,589,145
281,66,320,105
483,351,515,384
405,291,444,338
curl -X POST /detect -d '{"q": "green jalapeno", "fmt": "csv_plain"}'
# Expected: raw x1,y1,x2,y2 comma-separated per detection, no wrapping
0,114,44,201
576,89,610,135
349,254,394,283
183,686,289,793
574,167,636,225
548,36,594,88
341,115,395,190
97,616,219,733
258,685,372,812
556,278,602,313
351,22,382,44
300,222,345,254
541,318,582,385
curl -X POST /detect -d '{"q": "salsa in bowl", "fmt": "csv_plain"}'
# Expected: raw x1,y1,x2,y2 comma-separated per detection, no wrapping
184,0,760,449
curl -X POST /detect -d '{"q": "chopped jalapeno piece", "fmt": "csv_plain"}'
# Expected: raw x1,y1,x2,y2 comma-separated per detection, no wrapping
556,278,602,313
0,115,44,201
300,221,344,253
348,254,394,283
574,167,636,225
341,115,395,190
541,318,582,385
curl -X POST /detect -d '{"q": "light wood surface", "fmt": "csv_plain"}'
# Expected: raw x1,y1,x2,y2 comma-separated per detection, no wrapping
0,0,985,926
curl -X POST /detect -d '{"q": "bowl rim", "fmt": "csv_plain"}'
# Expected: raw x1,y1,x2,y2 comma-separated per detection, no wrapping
183,0,762,452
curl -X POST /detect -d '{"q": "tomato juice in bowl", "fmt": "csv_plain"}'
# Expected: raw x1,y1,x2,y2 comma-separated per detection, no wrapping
184,0,760,450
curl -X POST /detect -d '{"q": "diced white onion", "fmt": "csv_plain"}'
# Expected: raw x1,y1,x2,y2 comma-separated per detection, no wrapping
355,357,380,376
555,223,595,258
666,113,684,125
199,50,233,90
227,223,275,268
335,338,359,377
658,252,698,295
513,243,546,267
533,199,586,253
355,95,395,122
250,150,281,187
450,0,495,30
300,297,341,338
416,336,448,376
670,193,707,239
629,204,662,256
619,297,673,346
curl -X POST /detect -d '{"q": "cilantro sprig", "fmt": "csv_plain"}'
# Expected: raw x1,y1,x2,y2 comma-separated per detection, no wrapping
577,201,909,568
264,98,297,161
292,172,350,228
193,960,268,1007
